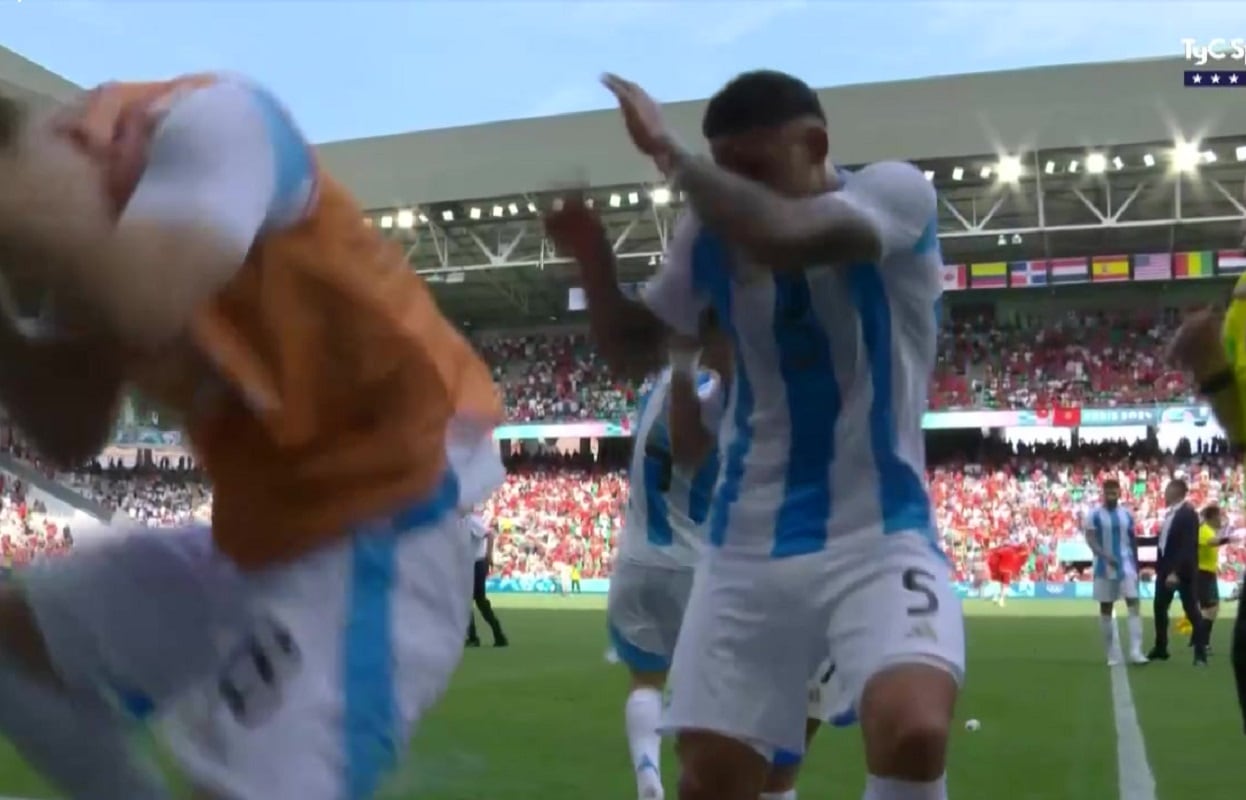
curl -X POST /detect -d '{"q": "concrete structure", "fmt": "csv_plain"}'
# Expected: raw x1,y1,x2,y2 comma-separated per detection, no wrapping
2,48,1243,326
0,45,79,107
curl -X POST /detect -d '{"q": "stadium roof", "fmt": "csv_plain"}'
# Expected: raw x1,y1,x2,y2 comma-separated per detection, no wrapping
0,45,80,107
321,57,1231,208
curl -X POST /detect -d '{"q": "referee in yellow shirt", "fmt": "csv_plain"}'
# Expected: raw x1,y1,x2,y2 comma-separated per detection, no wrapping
1169,226,1246,727
1197,505,1230,646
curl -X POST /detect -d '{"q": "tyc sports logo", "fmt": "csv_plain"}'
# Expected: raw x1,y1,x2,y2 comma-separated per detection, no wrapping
1183,38,1246,67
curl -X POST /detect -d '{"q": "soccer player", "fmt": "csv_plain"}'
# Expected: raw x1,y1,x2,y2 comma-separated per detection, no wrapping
599,314,729,800
464,511,508,648
0,76,504,800
573,69,964,800
1083,479,1148,666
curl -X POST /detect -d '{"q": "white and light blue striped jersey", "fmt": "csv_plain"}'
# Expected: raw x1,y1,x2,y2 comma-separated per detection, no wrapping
619,367,726,568
641,161,941,558
1084,505,1138,580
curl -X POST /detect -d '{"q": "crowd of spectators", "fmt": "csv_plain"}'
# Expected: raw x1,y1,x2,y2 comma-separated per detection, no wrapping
7,438,1236,588
470,310,1194,422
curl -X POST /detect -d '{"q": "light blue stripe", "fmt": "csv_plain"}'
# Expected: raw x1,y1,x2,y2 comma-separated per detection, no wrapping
343,532,399,799
848,265,933,539
1092,512,1106,578
772,272,836,558
607,623,670,673
246,84,314,216
635,386,674,546
1109,509,1124,571
343,474,458,799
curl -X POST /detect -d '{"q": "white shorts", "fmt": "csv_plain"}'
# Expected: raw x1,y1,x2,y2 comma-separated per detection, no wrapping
23,483,473,800
1093,575,1139,603
607,558,695,673
806,657,856,727
663,530,964,756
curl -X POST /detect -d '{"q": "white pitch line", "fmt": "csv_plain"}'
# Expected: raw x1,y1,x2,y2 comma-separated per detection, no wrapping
1110,663,1156,800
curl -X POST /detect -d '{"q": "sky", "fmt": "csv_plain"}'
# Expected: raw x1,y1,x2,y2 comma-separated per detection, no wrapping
0,0,1244,143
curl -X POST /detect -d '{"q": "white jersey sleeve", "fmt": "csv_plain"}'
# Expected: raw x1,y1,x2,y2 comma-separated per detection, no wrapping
121,78,316,271
696,370,727,434
834,161,937,264
641,210,708,336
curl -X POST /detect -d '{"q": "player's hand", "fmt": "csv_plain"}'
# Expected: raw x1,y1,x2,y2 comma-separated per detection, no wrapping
601,73,679,174
544,195,609,264
1166,307,1225,377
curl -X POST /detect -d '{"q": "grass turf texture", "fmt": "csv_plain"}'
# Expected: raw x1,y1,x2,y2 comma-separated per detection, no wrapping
0,596,1238,798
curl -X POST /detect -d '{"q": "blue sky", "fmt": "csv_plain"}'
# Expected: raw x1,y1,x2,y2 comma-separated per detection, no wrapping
0,1,1242,143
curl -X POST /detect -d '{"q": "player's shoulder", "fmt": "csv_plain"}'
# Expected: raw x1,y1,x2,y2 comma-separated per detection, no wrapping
848,161,934,198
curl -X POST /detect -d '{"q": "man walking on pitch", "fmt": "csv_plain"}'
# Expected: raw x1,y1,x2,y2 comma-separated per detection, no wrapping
1147,478,1207,664
465,511,508,648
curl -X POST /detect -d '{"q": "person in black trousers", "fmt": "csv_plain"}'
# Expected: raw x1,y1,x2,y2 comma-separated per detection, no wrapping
1148,478,1208,665
465,513,508,648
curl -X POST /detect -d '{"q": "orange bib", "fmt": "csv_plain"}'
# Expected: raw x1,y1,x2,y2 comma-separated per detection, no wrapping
75,76,503,568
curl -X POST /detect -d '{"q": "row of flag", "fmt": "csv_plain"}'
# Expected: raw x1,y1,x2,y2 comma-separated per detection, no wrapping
940,250,1246,291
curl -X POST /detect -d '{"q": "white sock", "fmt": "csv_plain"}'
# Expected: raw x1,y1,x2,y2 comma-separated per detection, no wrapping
761,790,797,800
863,773,947,799
1127,608,1144,653
1100,615,1120,658
626,687,664,798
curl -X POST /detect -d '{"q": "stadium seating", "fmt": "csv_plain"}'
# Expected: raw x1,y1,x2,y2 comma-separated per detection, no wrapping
2,308,1240,583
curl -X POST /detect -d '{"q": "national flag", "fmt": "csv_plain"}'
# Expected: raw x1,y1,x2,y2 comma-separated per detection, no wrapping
1091,255,1130,282
1132,253,1172,282
969,261,1007,289
1174,251,1214,279
940,263,966,291
1008,260,1047,287
1048,257,1088,284
1218,249,1246,275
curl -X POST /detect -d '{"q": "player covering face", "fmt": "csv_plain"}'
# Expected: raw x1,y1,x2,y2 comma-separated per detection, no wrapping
0,77,504,800
566,70,963,800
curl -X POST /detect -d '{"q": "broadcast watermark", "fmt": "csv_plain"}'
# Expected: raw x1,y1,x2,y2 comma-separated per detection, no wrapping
1182,38,1246,68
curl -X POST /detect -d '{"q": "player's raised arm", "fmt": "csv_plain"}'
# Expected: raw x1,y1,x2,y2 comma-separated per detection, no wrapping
0,79,305,354
1169,306,1246,446
601,73,935,271
668,321,729,471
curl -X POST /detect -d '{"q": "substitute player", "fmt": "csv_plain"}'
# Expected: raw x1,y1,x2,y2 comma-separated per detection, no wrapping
1083,479,1148,666
570,69,964,800
0,76,503,800
599,325,728,800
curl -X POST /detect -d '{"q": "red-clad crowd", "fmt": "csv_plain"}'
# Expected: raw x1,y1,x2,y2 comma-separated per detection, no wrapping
468,311,1193,423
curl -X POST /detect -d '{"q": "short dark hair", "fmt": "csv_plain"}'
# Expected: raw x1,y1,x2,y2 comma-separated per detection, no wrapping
0,93,23,152
1203,504,1221,522
1169,478,1189,497
702,70,825,139
1103,478,1120,490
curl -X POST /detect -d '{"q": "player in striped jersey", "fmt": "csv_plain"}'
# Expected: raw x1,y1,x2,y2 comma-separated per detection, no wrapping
605,320,729,800
567,70,963,800
1083,479,1148,666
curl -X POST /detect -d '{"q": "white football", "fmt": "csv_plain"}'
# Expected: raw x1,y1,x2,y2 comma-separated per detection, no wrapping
964,718,981,731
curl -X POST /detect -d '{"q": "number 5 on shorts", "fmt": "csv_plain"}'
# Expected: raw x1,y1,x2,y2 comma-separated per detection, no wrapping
903,568,939,617
218,615,302,728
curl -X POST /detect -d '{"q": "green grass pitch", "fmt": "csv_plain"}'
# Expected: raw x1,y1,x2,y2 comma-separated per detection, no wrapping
0,596,1237,798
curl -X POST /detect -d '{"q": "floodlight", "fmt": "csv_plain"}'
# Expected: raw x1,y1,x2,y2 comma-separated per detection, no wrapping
1142,153,1156,167
469,207,482,220
417,213,429,224
1236,145,1246,162
508,203,519,216
1085,153,1107,174
951,167,964,181
1111,156,1124,170
627,192,640,205
996,156,1022,183
526,202,538,213
380,215,394,229
1201,150,1217,164
608,194,622,208
1173,140,1201,172
491,205,504,218
1069,160,1080,173
979,166,992,179
1043,161,1056,175
922,170,934,181
441,210,454,222
651,187,672,205
395,209,415,229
